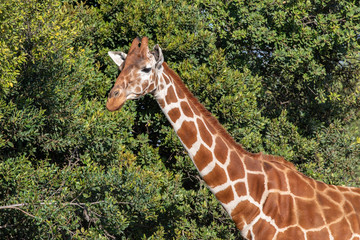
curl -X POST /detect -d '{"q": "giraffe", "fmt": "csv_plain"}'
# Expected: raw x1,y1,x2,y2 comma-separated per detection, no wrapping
106,37,360,240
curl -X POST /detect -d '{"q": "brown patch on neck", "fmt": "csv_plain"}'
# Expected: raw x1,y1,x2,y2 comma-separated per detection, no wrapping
162,63,297,170
177,120,197,149
162,64,253,155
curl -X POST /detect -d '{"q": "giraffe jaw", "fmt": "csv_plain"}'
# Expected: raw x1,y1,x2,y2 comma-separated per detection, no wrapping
106,93,126,112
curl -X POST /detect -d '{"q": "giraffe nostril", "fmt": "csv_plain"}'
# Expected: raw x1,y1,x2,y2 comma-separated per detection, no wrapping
114,91,120,97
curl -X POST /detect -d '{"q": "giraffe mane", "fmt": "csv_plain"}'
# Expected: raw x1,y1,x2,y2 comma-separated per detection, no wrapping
163,62,297,170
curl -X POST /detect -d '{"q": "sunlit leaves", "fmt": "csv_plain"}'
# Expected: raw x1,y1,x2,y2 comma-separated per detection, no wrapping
0,0,359,239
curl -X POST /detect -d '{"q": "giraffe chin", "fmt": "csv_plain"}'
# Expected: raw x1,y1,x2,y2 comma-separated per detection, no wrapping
106,96,126,112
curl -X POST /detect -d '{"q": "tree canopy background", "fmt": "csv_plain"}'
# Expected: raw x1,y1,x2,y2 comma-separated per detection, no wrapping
0,0,359,239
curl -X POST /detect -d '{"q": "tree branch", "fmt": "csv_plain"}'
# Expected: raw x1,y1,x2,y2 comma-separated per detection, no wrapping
0,200,131,210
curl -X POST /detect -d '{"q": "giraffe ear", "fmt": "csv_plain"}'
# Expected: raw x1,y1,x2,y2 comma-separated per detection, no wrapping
108,51,127,70
152,44,164,69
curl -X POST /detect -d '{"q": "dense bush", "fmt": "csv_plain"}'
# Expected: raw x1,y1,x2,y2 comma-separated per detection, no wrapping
0,0,359,239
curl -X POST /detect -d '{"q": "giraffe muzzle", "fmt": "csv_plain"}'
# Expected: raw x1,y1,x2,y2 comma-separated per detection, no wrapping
106,89,126,111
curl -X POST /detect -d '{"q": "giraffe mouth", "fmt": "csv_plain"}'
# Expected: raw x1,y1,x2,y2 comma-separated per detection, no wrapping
106,93,126,111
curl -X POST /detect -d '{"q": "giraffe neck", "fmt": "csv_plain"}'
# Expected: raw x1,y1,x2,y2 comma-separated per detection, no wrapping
151,63,360,239
153,63,262,229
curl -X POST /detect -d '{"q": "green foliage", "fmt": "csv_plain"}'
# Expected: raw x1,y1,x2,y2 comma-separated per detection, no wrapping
300,119,360,187
264,110,318,163
0,0,359,239
174,48,266,152
215,0,360,132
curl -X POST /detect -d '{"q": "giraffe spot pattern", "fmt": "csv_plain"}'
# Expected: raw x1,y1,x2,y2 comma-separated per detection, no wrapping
352,188,360,194
197,119,213,147
215,186,234,204
204,118,216,134
276,227,305,240
346,213,360,233
158,98,165,108
168,108,181,123
288,171,315,198
263,192,296,228
235,221,245,232
316,181,328,192
149,83,155,91
244,155,262,171
338,186,351,192
188,100,200,115
316,192,343,223
203,164,227,188
329,217,352,239
193,144,213,172
214,137,227,164
231,200,260,227
263,162,288,191
343,200,354,213
247,173,265,203
295,198,325,229
252,218,277,240
344,193,360,212
175,84,185,99
180,101,193,118
227,151,245,181
234,182,247,197
325,188,343,203
141,81,149,91
165,85,177,104
164,75,170,84
154,64,360,238
306,228,331,240
177,120,197,149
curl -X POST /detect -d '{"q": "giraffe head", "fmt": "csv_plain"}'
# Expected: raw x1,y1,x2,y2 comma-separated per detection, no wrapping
106,37,164,111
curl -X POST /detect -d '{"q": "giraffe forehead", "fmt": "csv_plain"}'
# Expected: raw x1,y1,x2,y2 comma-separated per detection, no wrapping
115,63,147,86
124,50,155,68
114,70,133,86
116,59,155,86
122,62,144,73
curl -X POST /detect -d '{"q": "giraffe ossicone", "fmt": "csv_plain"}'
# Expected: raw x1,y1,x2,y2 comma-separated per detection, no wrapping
106,37,360,240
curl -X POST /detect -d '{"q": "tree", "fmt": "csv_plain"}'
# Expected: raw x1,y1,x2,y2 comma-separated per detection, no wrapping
0,0,359,239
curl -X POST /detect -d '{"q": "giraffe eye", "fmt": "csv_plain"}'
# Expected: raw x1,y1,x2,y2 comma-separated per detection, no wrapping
142,67,152,73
